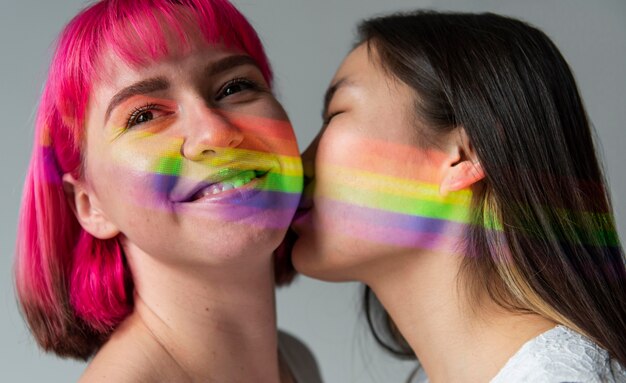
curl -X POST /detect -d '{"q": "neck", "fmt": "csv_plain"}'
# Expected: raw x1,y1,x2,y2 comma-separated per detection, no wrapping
124,246,284,383
366,249,556,383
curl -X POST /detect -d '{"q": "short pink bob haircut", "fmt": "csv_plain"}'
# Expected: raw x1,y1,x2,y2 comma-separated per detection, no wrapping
15,0,294,360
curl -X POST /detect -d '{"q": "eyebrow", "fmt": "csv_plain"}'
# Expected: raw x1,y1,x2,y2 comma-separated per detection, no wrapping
103,55,261,124
104,77,170,124
322,77,353,119
204,54,260,78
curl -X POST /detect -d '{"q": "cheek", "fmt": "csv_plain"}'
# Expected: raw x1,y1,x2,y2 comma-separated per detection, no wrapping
301,129,461,256
93,162,167,230
314,129,442,211
91,137,180,216
294,132,383,268
230,112,300,157
317,125,444,181
230,113,304,223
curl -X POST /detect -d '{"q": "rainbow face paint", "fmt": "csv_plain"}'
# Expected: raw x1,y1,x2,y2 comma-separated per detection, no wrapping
293,132,473,254
151,147,303,227
100,113,303,231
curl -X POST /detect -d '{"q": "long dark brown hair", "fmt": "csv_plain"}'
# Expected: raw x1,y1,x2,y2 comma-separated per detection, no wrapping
359,11,626,366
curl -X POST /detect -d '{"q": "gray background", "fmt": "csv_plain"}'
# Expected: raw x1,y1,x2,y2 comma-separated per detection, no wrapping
1,0,624,382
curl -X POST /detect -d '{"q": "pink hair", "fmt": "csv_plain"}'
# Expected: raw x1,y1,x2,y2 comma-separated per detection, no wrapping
15,0,276,359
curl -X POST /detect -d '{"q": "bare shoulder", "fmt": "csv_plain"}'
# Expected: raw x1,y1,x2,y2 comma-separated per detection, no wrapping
78,326,185,383
278,330,324,383
79,355,150,383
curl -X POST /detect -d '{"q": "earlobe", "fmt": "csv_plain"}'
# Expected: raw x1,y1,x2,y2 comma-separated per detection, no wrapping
439,161,485,196
62,173,120,240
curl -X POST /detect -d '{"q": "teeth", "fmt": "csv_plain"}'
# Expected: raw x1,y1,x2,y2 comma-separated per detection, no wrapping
233,179,245,188
200,184,222,197
221,183,234,192
193,170,261,200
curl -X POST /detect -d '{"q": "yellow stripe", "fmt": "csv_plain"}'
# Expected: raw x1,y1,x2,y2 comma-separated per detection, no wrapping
322,165,471,206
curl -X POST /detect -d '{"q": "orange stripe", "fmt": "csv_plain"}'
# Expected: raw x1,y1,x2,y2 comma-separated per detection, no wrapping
317,132,448,184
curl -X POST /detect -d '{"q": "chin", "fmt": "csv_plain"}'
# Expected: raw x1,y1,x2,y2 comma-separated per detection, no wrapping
180,225,286,268
291,234,355,283
227,225,286,256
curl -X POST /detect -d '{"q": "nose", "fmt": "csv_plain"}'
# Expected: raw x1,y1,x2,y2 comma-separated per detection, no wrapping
181,103,244,160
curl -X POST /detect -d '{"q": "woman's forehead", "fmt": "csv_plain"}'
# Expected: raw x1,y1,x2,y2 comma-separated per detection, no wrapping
102,41,260,85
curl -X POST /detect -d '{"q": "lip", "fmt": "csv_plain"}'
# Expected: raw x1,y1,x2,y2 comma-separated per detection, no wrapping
292,205,312,223
291,193,314,229
173,168,270,204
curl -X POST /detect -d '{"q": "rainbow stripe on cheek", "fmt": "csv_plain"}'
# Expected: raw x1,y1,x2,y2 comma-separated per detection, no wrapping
151,148,303,228
106,116,304,229
302,135,618,252
307,164,474,252
307,166,619,250
318,165,472,223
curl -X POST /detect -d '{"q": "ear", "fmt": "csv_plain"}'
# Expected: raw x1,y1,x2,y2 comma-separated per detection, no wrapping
439,129,485,196
62,173,120,239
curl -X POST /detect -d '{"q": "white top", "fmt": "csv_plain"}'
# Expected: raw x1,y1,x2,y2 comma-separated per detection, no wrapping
411,325,626,383
278,331,324,383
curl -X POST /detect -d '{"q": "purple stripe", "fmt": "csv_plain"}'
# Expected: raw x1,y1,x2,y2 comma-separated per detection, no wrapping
319,198,469,235
40,147,63,184
129,189,301,229
152,173,300,208
293,198,471,251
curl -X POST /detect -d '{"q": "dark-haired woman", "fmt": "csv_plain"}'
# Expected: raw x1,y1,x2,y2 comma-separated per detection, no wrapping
291,11,626,382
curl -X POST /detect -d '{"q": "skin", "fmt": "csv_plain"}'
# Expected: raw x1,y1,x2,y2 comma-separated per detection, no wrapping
292,44,556,382
63,41,301,382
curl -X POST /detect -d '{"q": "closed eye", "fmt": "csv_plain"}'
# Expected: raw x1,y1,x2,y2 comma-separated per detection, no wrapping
323,111,342,126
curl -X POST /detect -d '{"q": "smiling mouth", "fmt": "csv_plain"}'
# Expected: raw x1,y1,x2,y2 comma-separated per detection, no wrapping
183,169,269,203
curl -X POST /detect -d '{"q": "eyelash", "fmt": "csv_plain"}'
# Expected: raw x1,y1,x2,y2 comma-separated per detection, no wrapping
216,77,260,101
123,78,261,129
126,103,159,129
323,111,341,125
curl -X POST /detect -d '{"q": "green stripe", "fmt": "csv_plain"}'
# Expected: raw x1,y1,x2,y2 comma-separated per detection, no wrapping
155,156,183,176
327,184,619,246
328,183,471,223
258,172,302,194
152,158,302,195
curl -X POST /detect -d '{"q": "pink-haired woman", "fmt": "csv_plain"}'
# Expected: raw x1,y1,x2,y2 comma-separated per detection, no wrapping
14,1,320,382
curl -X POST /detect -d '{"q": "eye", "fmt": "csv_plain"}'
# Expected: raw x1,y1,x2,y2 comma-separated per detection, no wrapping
323,111,342,126
126,104,162,129
216,78,259,101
